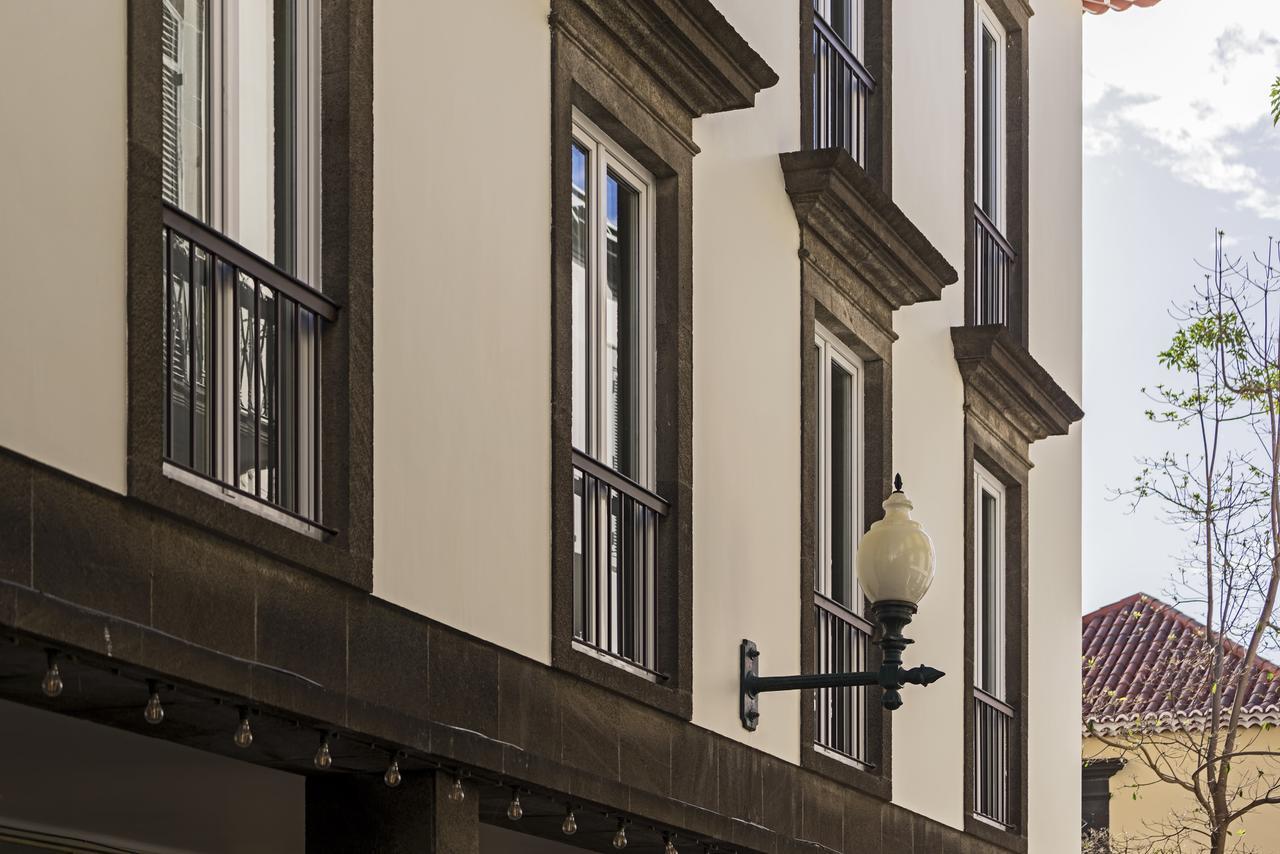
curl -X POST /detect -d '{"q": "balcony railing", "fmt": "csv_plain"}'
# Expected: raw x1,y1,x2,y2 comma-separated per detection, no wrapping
162,204,337,526
812,11,875,164
814,594,873,765
974,687,1014,827
973,205,1015,327
572,450,668,676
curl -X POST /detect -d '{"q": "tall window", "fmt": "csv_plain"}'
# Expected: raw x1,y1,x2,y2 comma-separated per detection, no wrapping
973,462,1013,826
972,0,1013,327
161,0,327,527
811,0,872,161
570,112,662,674
813,324,869,765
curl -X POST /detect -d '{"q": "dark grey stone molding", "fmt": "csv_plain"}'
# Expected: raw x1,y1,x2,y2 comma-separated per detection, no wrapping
951,325,1084,468
124,0,375,590
781,148,957,350
549,0,777,153
0,447,1028,854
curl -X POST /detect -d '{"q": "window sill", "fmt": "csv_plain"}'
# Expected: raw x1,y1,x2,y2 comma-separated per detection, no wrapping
162,462,329,540
129,458,371,592
551,633,691,720
964,813,1026,853
571,640,663,684
802,740,891,801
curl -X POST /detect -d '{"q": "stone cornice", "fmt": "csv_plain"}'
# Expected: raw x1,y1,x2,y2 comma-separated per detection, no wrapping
551,0,778,119
951,325,1084,447
781,148,957,315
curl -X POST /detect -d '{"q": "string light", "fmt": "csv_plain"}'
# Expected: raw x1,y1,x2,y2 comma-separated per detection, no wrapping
447,776,466,803
143,681,164,725
506,789,523,821
314,734,333,769
561,806,577,835
41,651,63,698
664,833,678,854
233,708,254,748
612,819,628,849
384,754,402,788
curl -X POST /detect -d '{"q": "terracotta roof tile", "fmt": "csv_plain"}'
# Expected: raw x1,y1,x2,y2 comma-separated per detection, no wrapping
1082,593,1280,732
1082,0,1162,14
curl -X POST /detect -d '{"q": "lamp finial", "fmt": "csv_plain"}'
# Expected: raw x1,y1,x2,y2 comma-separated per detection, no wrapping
893,473,903,492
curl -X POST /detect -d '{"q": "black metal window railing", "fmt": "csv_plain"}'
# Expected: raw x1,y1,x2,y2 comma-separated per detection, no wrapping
812,9,875,164
814,594,872,765
973,205,1015,327
974,687,1014,827
572,450,668,676
163,203,337,526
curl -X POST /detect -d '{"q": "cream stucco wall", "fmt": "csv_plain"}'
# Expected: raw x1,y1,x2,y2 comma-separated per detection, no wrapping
0,0,128,494
1085,731,1280,847
690,0,805,765
1028,2,1085,851
371,0,553,662
890,0,971,831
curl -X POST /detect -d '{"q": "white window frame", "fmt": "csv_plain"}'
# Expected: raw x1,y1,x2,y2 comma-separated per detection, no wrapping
815,0,865,57
974,462,1007,700
974,0,1007,232
814,323,865,615
570,109,657,489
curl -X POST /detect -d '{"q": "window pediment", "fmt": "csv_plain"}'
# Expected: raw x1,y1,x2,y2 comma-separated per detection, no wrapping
781,148,957,318
952,325,1083,450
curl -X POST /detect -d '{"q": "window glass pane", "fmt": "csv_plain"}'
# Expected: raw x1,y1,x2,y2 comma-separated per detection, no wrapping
571,143,589,452
979,25,1000,220
830,361,855,608
162,0,208,220
980,488,1000,693
605,172,639,478
167,237,193,466
258,286,278,502
191,247,213,475
234,1,276,260
280,300,298,511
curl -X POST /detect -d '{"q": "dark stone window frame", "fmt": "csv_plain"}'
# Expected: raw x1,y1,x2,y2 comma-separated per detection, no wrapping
799,0,892,193
952,324,1084,852
799,291,894,800
125,0,374,591
548,0,776,719
782,145,955,797
962,430,1030,852
963,0,1031,344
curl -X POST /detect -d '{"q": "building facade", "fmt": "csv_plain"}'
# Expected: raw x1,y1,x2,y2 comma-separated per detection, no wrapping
0,0,1083,851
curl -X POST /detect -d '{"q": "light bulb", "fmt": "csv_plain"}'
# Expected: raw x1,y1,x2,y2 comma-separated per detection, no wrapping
664,834,678,854
233,710,253,748
561,809,577,835
314,737,333,769
384,757,401,788
447,776,466,803
144,682,164,725
612,821,628,849
41,653,63,698
506,791,523,821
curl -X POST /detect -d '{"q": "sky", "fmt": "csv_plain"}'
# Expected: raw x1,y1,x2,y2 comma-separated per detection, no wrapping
1082,1,1280,613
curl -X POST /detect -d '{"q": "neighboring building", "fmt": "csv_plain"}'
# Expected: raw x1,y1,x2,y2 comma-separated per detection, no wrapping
1082,593,1280,847
0,0,1084,851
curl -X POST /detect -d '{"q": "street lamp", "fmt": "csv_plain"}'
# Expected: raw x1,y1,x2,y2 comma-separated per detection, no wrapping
739,475,944,731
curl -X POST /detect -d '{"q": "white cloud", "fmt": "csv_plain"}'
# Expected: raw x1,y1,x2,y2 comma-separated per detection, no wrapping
1084,1,1280,219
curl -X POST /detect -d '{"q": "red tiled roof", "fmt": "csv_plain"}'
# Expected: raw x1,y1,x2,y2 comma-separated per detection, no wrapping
1082,593,1280,733
1082,0,1162,14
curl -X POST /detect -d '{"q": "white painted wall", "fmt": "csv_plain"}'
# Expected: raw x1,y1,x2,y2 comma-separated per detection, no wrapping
890,0,970,829
690,0,805,764
0,0,128,494
0,699,303,853
1026,1,1085,851
371,0,554,662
